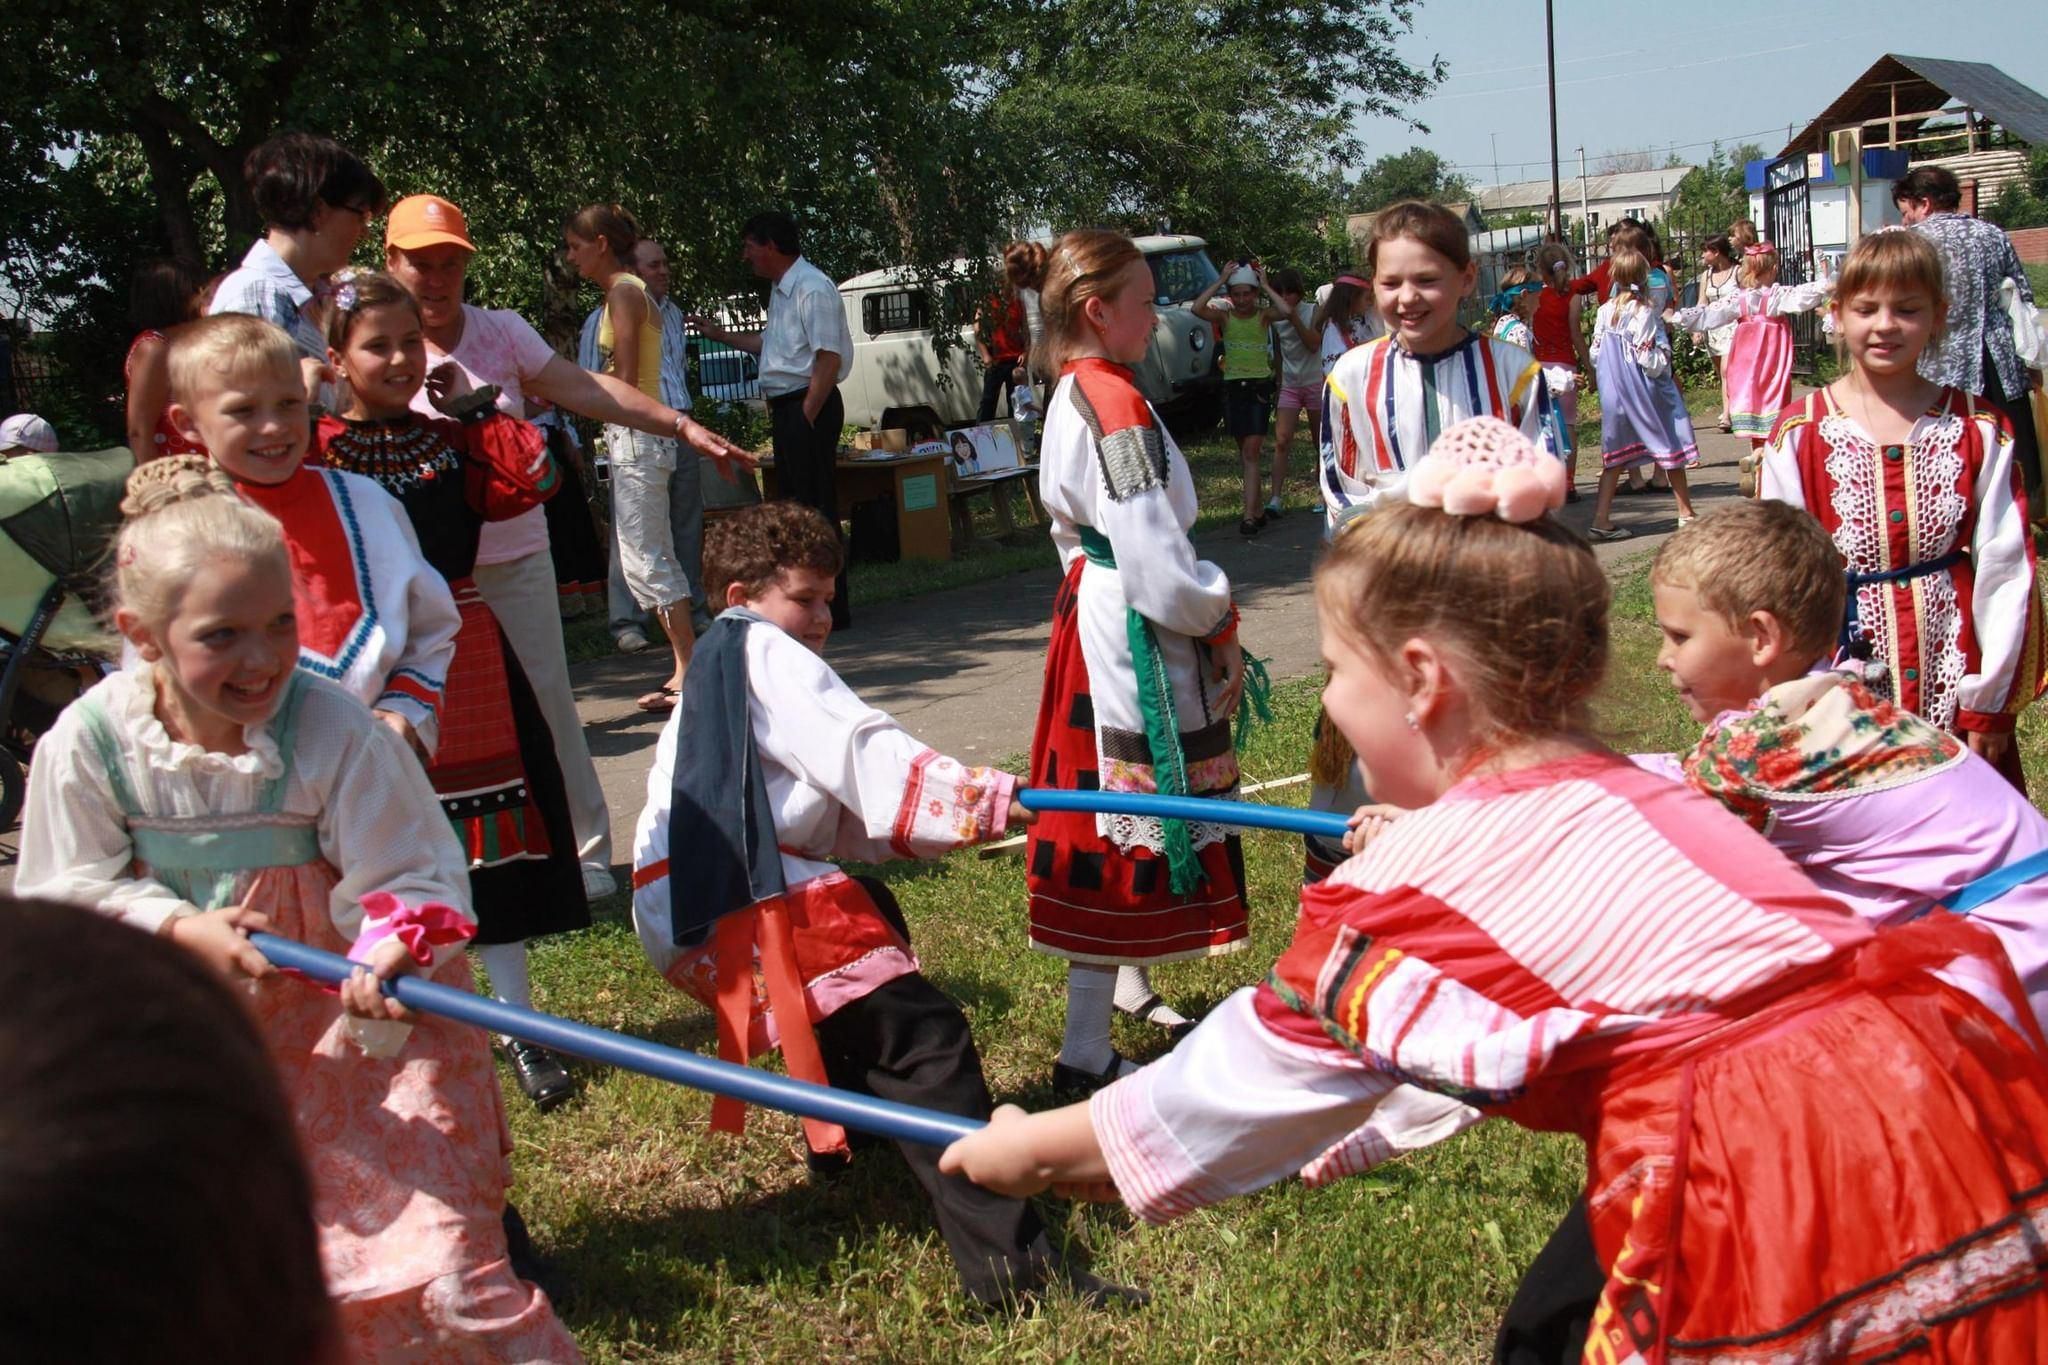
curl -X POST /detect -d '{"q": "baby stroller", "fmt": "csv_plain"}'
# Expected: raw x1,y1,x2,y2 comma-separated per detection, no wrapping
0,447,132,829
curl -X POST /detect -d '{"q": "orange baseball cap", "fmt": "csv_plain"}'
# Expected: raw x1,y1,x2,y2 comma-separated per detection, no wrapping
385,194,474,252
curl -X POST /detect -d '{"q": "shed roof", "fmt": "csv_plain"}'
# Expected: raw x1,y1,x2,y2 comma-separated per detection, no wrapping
1476,167,1697,213
1780,55,2048,157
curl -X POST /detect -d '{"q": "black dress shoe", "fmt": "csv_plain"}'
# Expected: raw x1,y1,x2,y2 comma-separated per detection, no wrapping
503,1038,576,1111
1052,1051,1131,1100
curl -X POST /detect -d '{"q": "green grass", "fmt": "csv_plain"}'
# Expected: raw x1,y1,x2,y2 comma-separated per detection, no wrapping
506,561,2048,1358
2027,263,2048,302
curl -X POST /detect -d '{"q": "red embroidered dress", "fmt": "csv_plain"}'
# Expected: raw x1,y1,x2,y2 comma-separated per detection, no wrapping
1089,753,2048,1362
1761,388,2046,739
313,409,586,946
1027,358,1249,964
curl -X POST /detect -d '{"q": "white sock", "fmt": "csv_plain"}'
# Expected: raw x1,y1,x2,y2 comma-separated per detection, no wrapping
1114,964,1188,1029
1060,964,1135,1077
474,940,533,1019
1265,496,1281,511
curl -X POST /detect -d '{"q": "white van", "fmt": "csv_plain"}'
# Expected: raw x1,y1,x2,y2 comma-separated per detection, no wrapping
836,235,1223,430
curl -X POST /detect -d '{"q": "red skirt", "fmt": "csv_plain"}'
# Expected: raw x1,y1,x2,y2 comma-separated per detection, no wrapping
433,582,586,945
1025,558,1249,964
1561,916,2048,1363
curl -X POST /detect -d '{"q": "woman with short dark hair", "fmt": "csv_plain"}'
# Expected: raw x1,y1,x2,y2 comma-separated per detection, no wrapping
208,133,388,398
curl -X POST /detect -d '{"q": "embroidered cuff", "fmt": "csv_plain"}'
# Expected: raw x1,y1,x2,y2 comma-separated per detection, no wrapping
1200,606,1240,648
1955,708,2018,736
432,384,504,424
350,892,476,969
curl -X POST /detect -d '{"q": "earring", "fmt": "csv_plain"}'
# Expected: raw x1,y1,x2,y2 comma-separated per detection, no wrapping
1403,711,1419,731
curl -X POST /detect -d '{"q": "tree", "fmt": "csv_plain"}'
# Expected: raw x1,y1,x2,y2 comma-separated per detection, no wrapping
1593,149,1654,175
1349,146,1472,214
1984,147,2048,231
1664,142,1764,241
0,0,1445,439
985,1,1443,273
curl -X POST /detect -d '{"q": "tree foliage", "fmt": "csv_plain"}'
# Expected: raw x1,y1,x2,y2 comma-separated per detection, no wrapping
1348,146,1471,214
1663,142,1764,241
1,0,1442,439
1984,147,2048,232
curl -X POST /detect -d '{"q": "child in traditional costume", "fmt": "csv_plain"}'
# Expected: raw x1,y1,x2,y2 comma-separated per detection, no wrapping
942,416,2048,1362
1027,230,1257,1088
17,460,576,1361
314,270,590,1110
165,314,460,761
1648,499,2048,1030
1758,228,2045,792
1665,239,1831,447
1307,203,1563,882
630,501,1140,1311
1584,246,1699,541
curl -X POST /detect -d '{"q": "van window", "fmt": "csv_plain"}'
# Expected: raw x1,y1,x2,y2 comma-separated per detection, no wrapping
1146,249,1219,306
861,289,930,336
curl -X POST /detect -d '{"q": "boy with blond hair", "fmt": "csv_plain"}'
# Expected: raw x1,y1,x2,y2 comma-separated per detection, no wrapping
1648,499,2048,1029
166,313,459,758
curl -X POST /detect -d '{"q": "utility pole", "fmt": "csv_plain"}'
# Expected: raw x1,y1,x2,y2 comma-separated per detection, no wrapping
1491,131,1501,200
1577,146,1591,253
1546,0,1562,238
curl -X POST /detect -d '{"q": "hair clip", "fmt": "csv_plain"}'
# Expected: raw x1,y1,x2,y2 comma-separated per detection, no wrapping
1407,417,1567,524
1334,273,1369,288
1743,241,1775,257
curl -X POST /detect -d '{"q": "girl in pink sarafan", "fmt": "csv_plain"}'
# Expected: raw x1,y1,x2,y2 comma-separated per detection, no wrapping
15,462,579,1362
1666,238,1832,450
939,416,2048,1362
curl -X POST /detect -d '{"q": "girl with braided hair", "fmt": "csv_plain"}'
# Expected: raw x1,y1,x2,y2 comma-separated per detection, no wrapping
17,456,578,1361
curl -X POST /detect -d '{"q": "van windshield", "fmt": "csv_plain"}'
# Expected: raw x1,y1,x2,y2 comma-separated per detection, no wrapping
1146,249,1219,305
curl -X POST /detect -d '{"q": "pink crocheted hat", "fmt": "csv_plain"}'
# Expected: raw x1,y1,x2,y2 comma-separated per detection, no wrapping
1406,417,1568,524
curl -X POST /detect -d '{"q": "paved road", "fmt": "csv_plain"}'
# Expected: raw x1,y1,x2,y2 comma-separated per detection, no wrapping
571,423,1754,865
0,421,1752,879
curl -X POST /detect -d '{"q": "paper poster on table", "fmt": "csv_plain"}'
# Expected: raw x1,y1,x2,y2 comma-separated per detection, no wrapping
946,423,1021,479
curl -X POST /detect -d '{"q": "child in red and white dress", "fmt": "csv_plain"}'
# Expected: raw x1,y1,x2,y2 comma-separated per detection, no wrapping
1666,239,1831,448
1759,228,2046,791
942,417,2048,1361
165,313,460,761
632,501,1138,1310
17,461,576,1360
1027,230,1256,1088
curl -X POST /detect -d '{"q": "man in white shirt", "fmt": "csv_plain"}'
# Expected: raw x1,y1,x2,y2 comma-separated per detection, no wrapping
692,211,854,627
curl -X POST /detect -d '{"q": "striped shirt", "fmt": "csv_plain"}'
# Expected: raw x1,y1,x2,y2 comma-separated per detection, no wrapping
1089,752,1867,1224
1318,331,1557,533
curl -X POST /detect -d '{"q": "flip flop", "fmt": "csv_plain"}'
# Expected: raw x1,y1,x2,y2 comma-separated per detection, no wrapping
636,685,680,713
1586,525,1633,543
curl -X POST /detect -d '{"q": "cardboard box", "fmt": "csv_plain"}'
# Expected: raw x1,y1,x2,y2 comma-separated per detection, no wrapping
852,428,911,454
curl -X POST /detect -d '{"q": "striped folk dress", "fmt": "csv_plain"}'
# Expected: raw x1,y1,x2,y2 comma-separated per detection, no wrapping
1088,751,2048,1362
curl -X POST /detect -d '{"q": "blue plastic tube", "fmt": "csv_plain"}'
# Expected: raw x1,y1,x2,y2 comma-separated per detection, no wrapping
250,933,982,1147
1015,786,1351,839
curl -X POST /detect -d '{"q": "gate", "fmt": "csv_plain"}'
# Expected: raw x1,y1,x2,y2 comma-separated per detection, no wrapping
1762,152,1820,366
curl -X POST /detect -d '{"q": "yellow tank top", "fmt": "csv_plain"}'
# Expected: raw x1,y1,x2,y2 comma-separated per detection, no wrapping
597,273,664,400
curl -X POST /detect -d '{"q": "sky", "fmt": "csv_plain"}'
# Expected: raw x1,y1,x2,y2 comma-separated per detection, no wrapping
1348,1,2048,188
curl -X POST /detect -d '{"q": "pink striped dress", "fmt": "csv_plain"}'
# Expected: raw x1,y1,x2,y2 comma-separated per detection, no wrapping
1088,751,2048,1361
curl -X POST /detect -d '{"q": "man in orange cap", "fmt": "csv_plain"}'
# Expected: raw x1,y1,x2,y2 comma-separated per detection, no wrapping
386,191,751,1110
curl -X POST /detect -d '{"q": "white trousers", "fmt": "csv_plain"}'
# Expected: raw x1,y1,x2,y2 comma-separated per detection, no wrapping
473,549,612,869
